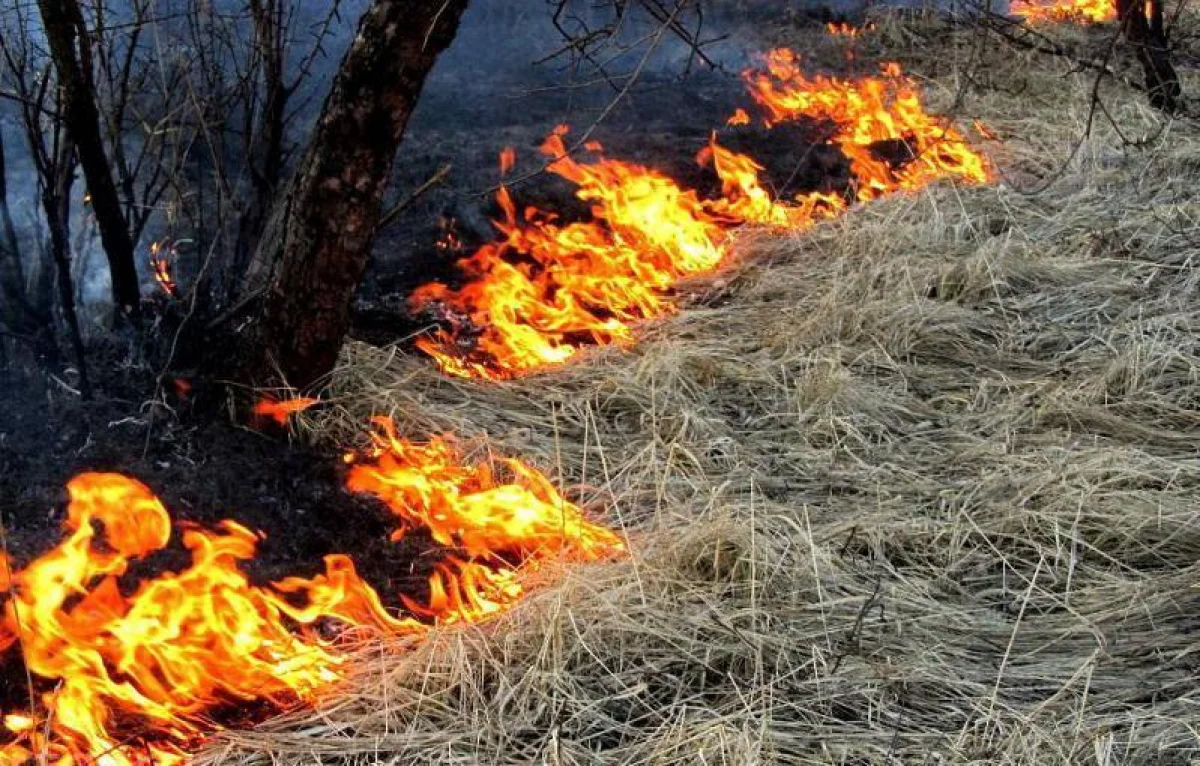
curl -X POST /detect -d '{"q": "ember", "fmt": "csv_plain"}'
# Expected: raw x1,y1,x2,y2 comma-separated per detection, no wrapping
0,418,622,764
411,48,992,379
253,396,320,424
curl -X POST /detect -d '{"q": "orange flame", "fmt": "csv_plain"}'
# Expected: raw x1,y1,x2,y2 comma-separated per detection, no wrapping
825,21,875,37
410,128,730,379
410,48,992,379
1011,0,1115,23
738,53,991,202
727,108,751,126
149,239,178,298
0,418,622,763
499,147,517,175
253,396,320,425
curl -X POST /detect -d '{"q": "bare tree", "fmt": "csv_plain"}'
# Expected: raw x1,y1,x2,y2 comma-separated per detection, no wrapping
0,129,37,344
0,6,89,393
37,0,140,318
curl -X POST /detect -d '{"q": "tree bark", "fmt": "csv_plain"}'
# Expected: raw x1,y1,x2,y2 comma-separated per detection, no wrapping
0,131,30,331
227,0,291,307
1117,0,1181,113
37,0,142,316
242,0,471,389
45,135,92,398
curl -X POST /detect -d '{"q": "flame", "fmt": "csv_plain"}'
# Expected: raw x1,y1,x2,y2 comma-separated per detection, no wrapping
410,128,730,379
1011,0,1115,23
346,416,624,563
825,21,874,37
0,473,381,764
253,396,319,425
697,137,847,228
737,52,990,202
499,147,517,175
410,49,992,379
149,240,178,298
1,418,622,763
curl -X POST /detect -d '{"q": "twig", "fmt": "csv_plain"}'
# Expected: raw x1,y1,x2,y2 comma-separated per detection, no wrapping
376,163,453,232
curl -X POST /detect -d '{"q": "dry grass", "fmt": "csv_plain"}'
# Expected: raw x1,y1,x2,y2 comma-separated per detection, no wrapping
203,15,1200,765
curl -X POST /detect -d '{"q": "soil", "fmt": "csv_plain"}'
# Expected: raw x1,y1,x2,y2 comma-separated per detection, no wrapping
0,362,437,599
352,10,862,345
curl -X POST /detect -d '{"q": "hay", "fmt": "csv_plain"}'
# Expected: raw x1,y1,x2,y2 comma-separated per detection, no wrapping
203,16,1200,765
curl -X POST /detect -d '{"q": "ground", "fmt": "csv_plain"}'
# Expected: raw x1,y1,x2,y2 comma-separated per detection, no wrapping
6,7,1200,766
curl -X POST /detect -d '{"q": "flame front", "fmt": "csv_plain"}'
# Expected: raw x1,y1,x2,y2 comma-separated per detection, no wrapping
1,418,621,764
411,48,992,379
1011,0,1115,23
410,128,731,379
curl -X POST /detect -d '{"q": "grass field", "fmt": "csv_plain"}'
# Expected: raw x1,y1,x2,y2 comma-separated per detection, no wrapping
202,13,1200,764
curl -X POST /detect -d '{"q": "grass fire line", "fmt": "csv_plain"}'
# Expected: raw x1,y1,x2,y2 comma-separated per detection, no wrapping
0,416,623,765
409,47,994,381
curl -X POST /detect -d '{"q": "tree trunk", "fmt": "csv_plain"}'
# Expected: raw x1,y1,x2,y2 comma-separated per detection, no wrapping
37,0,142,316
242,0,471,389
45,136,92,398
0,130,60,366
0,131,30,331
227,0,291,307
1117,0,1181,113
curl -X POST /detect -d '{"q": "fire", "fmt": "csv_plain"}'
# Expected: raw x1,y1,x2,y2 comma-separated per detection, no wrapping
737,52,991,201
149,239,178,298
410,127,730,379
346,416,624,562
411,49,992,379
253,396,320,424
0,473,376,764
1011,0,1115,23
0,418,622,764
499,147,517,175
825,21,875,37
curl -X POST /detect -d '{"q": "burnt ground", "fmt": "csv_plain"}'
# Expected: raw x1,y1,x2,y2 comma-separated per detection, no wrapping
353,7,862,343
0,356,455,733
0,363,437,597
0,4,868,738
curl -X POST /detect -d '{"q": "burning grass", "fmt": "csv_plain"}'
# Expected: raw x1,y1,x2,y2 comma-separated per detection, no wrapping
410,49,991,381
200,12,1200,765
0,419,621,763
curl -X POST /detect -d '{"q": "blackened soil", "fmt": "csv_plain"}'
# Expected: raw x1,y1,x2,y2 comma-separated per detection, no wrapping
0,364,448,730
0,367,438,603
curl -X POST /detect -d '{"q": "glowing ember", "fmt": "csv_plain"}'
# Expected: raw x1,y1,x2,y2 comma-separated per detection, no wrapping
0,418,622,764
253,396,320,424
411,48,992,379
1011,0,1115,23
436,216,464,253
149,239,179,298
